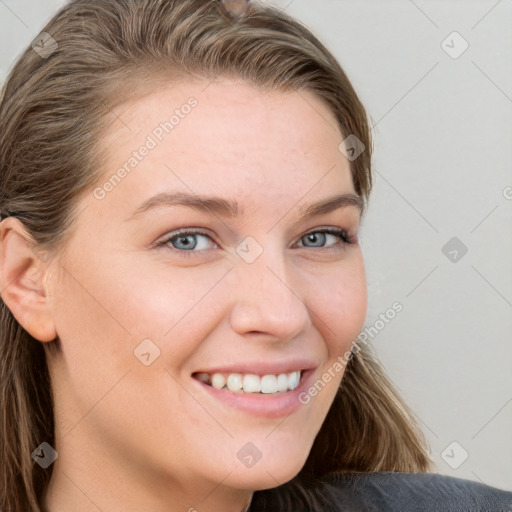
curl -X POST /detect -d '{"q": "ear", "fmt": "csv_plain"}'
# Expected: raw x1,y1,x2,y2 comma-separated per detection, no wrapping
0,217,57,342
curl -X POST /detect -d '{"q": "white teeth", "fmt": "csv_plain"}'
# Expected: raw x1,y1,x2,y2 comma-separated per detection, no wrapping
277,373,289,392
288,370,300,390
211,373,226,390
243,374,261,393
196,370,303,394
226,373,243,393
260,375,278,393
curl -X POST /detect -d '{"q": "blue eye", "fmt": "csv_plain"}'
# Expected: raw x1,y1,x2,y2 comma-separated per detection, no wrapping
155,227,355,258
157,229,215,255
298,228,354,249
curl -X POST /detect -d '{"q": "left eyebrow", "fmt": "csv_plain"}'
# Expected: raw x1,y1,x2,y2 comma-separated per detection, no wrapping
299,193,364,218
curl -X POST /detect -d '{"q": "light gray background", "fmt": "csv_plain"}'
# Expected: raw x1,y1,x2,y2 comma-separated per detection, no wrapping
1,0,511,491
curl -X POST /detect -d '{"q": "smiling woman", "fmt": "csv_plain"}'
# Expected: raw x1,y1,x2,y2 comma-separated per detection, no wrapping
0,1,510,512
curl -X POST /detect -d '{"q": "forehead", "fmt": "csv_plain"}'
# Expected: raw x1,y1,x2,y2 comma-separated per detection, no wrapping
92,79,354,218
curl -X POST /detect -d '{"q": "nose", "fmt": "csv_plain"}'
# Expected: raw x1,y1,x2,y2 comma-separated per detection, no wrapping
228,246,312,341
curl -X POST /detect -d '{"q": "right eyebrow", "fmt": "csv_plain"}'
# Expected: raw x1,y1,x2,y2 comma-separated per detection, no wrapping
126,192,242,221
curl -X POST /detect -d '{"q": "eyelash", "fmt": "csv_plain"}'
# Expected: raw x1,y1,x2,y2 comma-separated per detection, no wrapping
155,227,357,258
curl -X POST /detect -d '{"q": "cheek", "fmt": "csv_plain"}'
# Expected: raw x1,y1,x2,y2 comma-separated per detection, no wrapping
312,258,367,355
295,259,367,425
97,259,232,363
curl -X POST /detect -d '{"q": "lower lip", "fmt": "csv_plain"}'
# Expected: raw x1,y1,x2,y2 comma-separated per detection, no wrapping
193,370,315,419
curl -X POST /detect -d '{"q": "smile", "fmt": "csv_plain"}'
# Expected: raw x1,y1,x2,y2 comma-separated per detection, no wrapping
192,368,315,418
192,370,302,394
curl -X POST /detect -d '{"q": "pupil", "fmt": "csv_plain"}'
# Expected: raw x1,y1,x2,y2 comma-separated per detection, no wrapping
176,235,196,250
306,233,325,247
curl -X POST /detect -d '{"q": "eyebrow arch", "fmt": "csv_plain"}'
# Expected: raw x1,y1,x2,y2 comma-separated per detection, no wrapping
126,191,364,221
300,193,364,218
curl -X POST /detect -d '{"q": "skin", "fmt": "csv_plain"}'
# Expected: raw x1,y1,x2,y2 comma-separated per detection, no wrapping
0,78,367,512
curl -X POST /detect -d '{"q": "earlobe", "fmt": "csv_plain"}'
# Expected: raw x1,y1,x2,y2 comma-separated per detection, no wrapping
0,217,57,342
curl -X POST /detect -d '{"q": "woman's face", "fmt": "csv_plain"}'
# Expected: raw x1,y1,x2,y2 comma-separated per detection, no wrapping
44,79,367,505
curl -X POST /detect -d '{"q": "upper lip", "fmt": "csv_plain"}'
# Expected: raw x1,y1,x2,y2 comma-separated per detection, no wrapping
192,359,318,377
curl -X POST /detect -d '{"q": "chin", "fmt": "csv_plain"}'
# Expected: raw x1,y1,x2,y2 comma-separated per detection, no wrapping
228,471,301,492
226,452,310,491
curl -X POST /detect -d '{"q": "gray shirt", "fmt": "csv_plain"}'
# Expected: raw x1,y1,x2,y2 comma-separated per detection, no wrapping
325,471,512,511
249,471,512,511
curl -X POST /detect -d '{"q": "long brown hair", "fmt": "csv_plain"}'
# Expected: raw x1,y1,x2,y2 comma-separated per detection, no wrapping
0,1,432,510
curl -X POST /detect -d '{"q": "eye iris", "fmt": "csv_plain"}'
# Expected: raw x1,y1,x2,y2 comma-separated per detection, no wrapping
174,235,197,250
304,232,326,247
